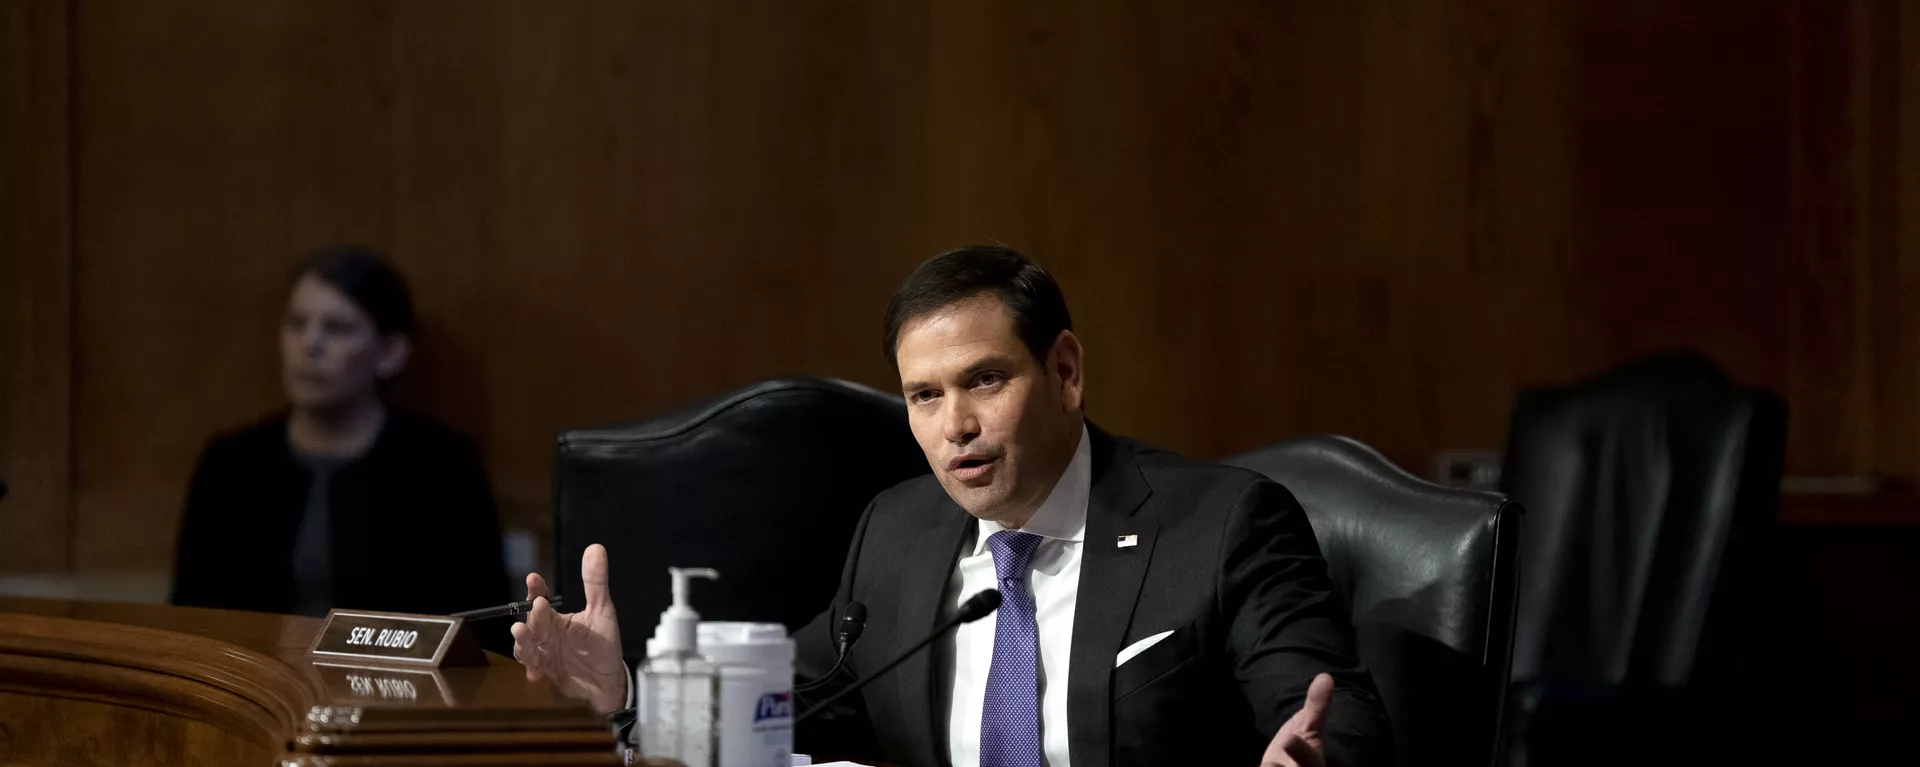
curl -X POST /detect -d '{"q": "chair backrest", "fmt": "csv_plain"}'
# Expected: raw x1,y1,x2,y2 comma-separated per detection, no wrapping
553,377,929,659
1500,351,1785,689
1227,435,1523,767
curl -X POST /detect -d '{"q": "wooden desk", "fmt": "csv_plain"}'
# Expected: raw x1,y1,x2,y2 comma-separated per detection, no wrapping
0,597,619,766
1778,488,1920,525
1772,494,1920,764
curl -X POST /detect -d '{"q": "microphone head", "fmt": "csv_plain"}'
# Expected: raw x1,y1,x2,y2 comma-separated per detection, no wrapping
836,601,869,653
957,589,1002,623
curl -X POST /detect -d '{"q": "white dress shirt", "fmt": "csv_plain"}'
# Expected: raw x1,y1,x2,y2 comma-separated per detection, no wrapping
941,425,1091,767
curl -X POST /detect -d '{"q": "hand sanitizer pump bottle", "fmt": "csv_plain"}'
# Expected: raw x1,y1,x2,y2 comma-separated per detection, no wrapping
637,567,721,767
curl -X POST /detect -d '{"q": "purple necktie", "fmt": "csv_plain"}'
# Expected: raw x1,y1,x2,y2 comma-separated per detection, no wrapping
980,530,1044,767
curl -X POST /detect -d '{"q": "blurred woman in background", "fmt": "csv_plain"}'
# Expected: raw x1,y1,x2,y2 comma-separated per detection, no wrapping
171,245,509,622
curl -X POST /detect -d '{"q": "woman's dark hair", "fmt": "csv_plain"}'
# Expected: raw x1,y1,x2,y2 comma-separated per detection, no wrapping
292,245,417,337
881,246,1072,369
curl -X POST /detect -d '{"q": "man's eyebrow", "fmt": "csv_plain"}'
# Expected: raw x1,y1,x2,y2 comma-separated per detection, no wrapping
899,355,1018,394
957,356,1016,379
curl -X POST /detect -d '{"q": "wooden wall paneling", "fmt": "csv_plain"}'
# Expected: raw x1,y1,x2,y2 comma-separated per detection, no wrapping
1786,0,1877,476
915,1,1483,462
1871,0,1920,483
72,0,392,572
919,0,1170,453
382,0,510,510
1565,0,1796,385
0,0,72,574
1783,0,1919,481
1461,0,1582,439
385,0,935,524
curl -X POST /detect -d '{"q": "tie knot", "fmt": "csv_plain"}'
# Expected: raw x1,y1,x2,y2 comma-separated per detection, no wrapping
987,530,1043,581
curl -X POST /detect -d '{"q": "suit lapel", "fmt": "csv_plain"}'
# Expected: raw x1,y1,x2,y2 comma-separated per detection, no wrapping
1068,427,1155,767
894,500,971,767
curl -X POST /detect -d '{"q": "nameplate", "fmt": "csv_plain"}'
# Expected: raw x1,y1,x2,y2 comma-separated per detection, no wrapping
308,609,481,667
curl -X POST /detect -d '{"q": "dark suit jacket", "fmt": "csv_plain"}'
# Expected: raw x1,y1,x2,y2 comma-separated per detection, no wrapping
794,426,1394,767
170,411,510,632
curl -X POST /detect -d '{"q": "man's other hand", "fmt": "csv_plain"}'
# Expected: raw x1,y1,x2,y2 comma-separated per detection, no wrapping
1260,672,1333,767
510,543,628,715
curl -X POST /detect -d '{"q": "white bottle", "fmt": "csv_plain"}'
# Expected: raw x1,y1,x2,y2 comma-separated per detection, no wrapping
637,567,721,767
696,622,796,767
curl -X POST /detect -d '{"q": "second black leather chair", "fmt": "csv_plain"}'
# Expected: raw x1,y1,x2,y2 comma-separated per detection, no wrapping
1498,351,1785,767
1228,435,1523,767
552,377,929,659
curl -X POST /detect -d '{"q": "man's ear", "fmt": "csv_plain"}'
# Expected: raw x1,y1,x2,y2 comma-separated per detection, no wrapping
1049,329,1085,413
376,334,412,380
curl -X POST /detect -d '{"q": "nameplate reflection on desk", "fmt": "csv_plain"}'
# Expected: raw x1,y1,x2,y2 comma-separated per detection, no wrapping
312,662,454,706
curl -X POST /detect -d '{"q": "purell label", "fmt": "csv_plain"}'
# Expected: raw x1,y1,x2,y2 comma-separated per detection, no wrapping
752,691,793,723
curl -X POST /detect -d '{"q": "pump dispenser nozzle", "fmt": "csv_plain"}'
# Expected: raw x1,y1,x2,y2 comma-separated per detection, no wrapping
653,567,720,656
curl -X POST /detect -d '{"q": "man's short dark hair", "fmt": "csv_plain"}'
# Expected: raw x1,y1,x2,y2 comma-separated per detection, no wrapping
882,246,1073,369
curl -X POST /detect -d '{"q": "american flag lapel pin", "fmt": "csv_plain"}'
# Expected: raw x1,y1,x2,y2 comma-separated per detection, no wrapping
1117,534,1139,548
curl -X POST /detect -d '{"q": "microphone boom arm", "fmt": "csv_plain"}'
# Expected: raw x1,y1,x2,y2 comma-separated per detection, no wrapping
794,589,1001,724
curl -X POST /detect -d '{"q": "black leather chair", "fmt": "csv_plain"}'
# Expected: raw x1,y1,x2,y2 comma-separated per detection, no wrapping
1227,435,1523,767
552,377,929,659
1498,351,1785,767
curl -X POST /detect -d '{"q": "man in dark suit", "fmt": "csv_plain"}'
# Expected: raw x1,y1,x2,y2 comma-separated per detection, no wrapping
513,247,1394,767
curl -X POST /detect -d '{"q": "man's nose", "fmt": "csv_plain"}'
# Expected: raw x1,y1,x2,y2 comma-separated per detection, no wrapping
942,398,980,445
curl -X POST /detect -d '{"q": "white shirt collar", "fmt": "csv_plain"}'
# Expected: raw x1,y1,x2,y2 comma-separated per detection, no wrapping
969,424,1091,553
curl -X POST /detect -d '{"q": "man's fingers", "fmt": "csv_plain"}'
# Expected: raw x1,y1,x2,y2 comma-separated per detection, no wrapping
510,621,549,672
509,621,531,661
1261,677,1332,767
526,597,563,661
1283,734,1322,767
1259,734,1308,767
581,543,613,612
528,595,555,637
1261,735,1310,767
1297,673,1334,733
511,620,542,652
526,572,550,601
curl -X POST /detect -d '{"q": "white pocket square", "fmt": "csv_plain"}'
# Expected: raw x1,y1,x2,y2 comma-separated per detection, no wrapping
1115,630,1175,667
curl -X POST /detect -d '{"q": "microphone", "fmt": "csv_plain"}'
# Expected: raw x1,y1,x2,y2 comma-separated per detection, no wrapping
836,601,868,656
953,589,1003,622
795,589,1001,724
795,601,869,694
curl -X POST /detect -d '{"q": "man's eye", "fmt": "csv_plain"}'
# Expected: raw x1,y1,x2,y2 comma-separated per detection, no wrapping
911,390,938,403
975,372,1003,387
